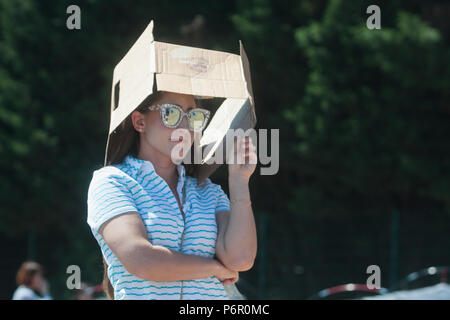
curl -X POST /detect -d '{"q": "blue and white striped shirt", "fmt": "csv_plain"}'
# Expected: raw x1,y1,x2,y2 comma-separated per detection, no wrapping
87,154,231,300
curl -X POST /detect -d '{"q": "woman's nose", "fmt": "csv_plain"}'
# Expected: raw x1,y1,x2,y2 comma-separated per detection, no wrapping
179,115,189,130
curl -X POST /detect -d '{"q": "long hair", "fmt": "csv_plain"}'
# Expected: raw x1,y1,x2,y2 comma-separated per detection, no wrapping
101,91,200,299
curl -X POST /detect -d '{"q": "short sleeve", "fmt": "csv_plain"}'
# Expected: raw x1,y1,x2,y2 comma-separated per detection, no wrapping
215,183,231,213
87,167,138,235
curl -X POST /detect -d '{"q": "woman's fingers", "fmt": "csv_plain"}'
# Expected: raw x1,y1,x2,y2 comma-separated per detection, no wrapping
221,275,239,285
228,136,258,169
240,137,255,149
241,138,257,164
230,276,239,284
222,270,239,285
246,152,258,164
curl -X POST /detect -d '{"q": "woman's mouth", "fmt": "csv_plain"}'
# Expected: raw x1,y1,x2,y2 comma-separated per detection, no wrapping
170,136,183,142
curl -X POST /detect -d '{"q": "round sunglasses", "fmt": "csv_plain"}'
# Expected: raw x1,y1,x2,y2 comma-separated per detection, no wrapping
148,103,211,132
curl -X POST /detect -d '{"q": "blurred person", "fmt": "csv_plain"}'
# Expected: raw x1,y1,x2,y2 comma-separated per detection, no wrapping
12,261,52,300
87,91,257,299
72,282,94,300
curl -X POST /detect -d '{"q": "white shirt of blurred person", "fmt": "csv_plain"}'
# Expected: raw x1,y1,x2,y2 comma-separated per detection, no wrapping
12,261,52,300
73,283,95,300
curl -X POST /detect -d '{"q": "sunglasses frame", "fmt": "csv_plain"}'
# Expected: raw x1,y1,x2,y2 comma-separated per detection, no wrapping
148,103,211,132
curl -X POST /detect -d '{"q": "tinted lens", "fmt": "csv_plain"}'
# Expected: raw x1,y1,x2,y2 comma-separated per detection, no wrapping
162,106,181,126
189,110,206,130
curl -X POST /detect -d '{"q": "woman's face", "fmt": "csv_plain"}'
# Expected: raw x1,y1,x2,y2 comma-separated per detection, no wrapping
30,272,43,291
132,92,196,162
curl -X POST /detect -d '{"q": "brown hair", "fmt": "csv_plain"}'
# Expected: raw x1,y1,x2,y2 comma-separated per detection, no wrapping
16,261,43,287
101,91,200,299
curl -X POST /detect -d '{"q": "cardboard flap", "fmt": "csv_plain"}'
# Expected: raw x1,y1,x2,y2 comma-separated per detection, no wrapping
155,73,247,99
239,41,254,107
109,21,155,134
153,41,242,80
199,97,255,164
200,98,247,147
195,97,255,184
153,41,248,99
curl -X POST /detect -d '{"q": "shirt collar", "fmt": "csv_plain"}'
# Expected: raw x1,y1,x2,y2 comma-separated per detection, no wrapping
123,154,150,176
124,154,186,194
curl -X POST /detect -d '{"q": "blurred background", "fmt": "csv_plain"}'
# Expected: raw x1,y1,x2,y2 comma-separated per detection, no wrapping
0,0,449,299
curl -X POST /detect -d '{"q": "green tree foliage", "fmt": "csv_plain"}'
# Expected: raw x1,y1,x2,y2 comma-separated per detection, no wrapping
283,0,450,297
288,1,450,216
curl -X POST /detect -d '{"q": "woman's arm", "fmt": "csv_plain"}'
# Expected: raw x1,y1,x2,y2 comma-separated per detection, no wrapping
100,212,237,282
215,137,258,271
215,177,257,271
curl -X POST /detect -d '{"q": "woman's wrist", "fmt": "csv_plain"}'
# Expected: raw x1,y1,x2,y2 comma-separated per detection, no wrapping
210,259,223,278
229,176,251,203
229,174,250,186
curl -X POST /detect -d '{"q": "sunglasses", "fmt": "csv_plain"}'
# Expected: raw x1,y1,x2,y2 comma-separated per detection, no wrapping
148,103,211,132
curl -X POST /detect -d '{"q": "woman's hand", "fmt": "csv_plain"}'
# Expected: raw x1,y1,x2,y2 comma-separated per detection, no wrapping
221,275,239,285
228,136,257,181
213,259,239,285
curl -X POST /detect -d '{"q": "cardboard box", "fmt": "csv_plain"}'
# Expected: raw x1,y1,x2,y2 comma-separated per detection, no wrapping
104,20,256,183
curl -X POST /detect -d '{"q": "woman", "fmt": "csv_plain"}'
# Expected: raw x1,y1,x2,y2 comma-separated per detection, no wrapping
87,90,257,299
12,261,52,300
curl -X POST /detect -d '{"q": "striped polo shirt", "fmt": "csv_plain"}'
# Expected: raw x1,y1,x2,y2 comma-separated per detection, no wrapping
87,154,231,300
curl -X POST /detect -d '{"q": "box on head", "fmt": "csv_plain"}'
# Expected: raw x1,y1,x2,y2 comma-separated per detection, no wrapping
105,20,256,183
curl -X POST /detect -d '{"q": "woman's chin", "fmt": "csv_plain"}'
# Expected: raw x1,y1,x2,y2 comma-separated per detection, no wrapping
166,144,180,161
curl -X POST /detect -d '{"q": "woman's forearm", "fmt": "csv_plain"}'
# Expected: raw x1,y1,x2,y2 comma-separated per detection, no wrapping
221,176,257,270
130,239,220,281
